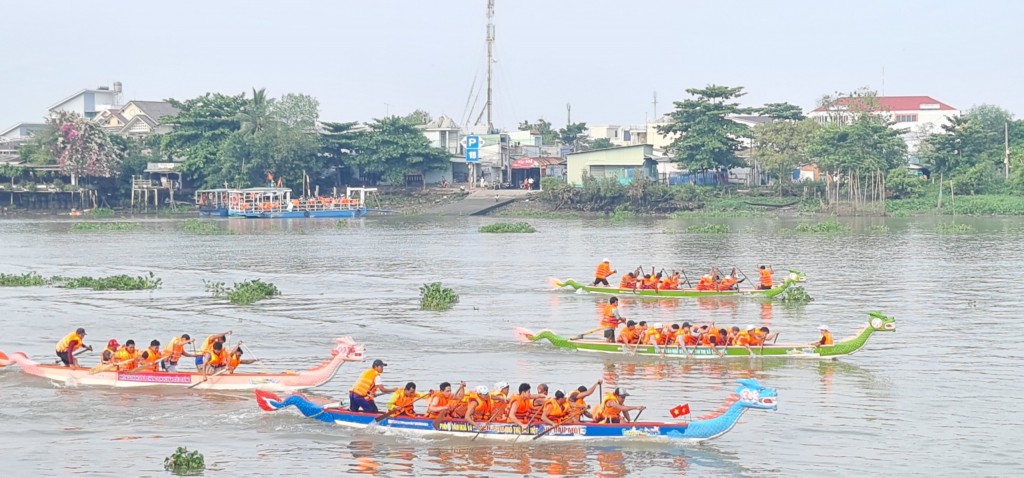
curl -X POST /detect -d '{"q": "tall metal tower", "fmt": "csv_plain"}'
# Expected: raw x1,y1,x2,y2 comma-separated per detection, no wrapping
485,0,495,133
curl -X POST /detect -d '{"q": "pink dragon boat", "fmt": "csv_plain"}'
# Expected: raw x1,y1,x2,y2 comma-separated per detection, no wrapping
0,337,364,391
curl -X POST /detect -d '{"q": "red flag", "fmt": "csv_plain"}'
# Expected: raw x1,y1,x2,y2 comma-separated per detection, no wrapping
670,404,690,418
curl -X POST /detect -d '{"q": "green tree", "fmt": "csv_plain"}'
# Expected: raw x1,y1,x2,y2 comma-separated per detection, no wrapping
352,116,450,185
18,123,58,165
518,119,558,145
809,115,907,208
757,102,806,121
658,85,752,176
753,119,820,194
238,88,274,135
584,137,615,151
162,92,247,188
319,121,363,187
403,109,433,125
558,122,590,151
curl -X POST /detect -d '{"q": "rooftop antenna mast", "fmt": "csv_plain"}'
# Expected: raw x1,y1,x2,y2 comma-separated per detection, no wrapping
652,91,658,119
485,0,495,133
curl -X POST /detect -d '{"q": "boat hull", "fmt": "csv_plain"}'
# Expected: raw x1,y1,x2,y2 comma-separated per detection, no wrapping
237,208,367,219
4,337,364,391
553,277,796,299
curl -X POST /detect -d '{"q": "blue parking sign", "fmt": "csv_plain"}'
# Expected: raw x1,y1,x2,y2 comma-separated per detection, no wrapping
465,135,480,162
466,150,479,162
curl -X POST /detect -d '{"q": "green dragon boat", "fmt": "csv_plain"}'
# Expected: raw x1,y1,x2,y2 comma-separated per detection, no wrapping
551,269,806,299
514,311,895,360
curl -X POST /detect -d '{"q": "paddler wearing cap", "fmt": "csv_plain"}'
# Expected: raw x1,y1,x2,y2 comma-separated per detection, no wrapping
592,258,617,286
349,359,397,413
100,339,120,365
55,328,91,367
595,388,645,424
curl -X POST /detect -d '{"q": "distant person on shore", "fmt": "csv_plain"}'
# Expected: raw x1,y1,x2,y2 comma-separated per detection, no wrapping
55,328,91,367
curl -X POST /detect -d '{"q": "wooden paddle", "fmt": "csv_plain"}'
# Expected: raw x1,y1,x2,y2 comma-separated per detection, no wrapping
532,409,582,441
471,402,508,441
512,407,543,444
375,393,430,423
734,266,753,290
573,326,607,340
631,408,645,423
680,269,693,288
188,367,229,389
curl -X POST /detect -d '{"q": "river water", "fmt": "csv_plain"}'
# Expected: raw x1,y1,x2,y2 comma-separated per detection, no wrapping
0,215,1021,477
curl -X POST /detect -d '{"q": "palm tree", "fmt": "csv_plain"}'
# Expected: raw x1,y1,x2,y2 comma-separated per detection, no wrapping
238,88,274,135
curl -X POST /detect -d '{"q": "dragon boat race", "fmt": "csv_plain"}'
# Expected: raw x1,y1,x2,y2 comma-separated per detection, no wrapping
0,216,1019,475
3,1,1023,476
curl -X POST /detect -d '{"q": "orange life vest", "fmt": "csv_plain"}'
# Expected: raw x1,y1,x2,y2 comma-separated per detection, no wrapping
463,392,491,419
735,331,752,346
508,394,534,422
350,368,381,399
543,398,567,419
696,276,714,291
228,354,241,371
595,263,612,280
199,335,220,354
600,304,619,328
426,391,452,418
598,393,622,421
140,348,162,372
164,337,188,363
760,269,773,288
101,346,118,364
617,327,637,344
820,331,834,345
55,332,83,353
619,276,637,289
749,331,765,346
391,390,420,416
115,348,139,370
718,277,738,290
207,348,226,367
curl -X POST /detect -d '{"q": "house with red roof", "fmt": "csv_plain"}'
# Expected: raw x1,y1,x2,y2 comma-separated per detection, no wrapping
807,95,960,154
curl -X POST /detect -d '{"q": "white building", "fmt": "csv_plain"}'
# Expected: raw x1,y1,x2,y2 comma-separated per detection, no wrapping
48,86,119,119
807,95,959,155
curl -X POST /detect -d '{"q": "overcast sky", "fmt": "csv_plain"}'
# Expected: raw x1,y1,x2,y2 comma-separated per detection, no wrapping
2,0,1020,131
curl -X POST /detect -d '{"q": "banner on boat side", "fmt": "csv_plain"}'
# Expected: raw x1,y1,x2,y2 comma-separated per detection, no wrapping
116,372,192,384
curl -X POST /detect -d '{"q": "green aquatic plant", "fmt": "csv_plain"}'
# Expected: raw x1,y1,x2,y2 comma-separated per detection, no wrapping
935,222,974,234
0,272,48,287
164,447,205,475
53,272,162,290
182,218,228,234
71,222,141,232
794,218,849,234
492,210,579,219
867,224,890,234
205,279,281,305
478,222,537,233
420,282,459,311
85,207,115,218
777,286,814,304
686,224,731,233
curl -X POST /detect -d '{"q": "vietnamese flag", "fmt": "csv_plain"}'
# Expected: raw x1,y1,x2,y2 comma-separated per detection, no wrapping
670,404,690,418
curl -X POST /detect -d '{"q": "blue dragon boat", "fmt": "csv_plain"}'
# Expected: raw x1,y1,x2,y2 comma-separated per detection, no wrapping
255,379,777,442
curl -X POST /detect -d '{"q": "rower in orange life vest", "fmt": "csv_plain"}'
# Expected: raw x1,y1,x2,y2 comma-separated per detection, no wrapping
55,328,91,367
425,381,466,418
618,272,638,289
814,325,834,346
200,341,232,374
595,388,645,424
134,340,165,373
506,383,536,427
349,359,397,413
227,347,258,373
718,268,742,291
600,297,624,343
696,274,715,291
593,259,617,286
541,390,570,426
100,339,120,365
567,380,601,421
196,331,230,370
659,271,681,290
757,265,774,290
162,334,196,373
388,382,425,417
114,339,139,371
615,320,638,345
463,385,492,429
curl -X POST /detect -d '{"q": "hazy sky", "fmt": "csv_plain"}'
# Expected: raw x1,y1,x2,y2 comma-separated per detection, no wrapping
2,0,1020,131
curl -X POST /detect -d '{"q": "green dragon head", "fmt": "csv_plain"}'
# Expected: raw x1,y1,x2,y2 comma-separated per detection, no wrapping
866,311,896,332
786,269,807,283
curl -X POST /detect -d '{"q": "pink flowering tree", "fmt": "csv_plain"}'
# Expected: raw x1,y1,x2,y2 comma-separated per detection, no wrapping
50,111,123,185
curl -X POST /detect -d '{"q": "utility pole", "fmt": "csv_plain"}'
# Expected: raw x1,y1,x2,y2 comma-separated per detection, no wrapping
485,0,495,133
566,103,571,125
652,91,658,119
1006,121,1011,179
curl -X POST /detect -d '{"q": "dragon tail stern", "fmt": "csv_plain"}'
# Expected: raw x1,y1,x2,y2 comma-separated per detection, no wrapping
0,351,10,367
255,389,285,412
513,327,537,343
548,277,566,289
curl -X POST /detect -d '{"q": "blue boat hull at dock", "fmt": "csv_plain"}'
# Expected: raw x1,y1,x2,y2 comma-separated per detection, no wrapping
238,208,367,219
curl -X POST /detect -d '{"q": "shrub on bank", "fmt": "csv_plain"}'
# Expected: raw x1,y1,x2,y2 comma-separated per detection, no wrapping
71,222,140,232
687,224,731,233
793,218,849,233
479,222,536,233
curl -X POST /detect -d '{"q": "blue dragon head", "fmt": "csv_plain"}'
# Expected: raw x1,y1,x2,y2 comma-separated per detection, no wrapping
735,379,777,411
